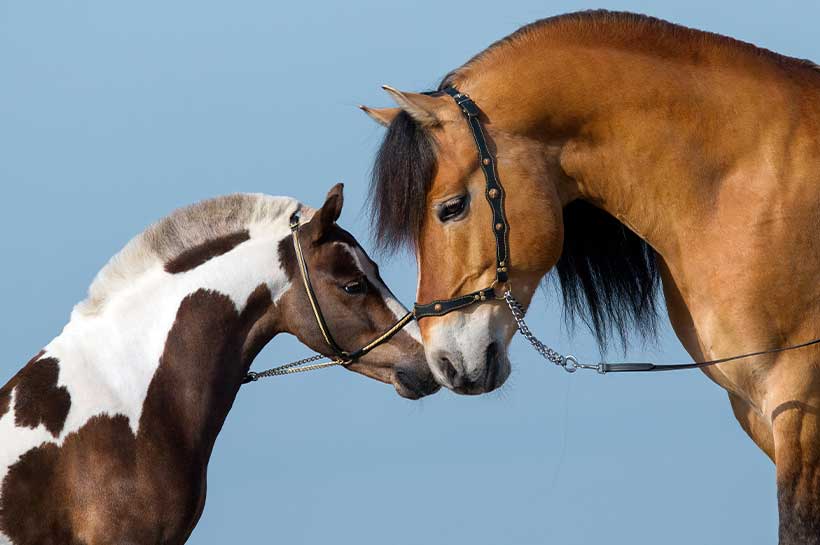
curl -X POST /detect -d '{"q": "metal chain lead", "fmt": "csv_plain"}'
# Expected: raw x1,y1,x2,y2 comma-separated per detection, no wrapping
503,290,584,373
244,354,344,383
504,289,820,375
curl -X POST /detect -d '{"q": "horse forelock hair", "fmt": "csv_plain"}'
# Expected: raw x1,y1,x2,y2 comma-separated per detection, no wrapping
369,110,437,253
74,194,300,317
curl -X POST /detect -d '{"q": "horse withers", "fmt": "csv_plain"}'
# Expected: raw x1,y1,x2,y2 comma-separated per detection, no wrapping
363,11,820,543
0,184,437,545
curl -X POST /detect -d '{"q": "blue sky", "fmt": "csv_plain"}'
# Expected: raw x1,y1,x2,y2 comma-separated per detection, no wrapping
1,1,815,543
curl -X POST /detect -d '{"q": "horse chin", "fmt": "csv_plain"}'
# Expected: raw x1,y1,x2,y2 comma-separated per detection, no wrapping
392,368,441,399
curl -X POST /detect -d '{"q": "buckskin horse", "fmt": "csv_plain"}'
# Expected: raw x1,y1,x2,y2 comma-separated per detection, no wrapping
0,184,437,545
362,11,820,543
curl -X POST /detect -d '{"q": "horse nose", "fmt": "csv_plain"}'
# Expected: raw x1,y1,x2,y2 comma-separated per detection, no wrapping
432,343,505,395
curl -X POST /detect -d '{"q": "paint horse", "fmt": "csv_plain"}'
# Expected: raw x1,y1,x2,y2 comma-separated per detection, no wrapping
0,184,437,545
362,11,820,544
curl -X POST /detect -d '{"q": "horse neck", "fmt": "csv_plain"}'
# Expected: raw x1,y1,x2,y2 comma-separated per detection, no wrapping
49,221,292,456
459,31,820,370
462,35,820,275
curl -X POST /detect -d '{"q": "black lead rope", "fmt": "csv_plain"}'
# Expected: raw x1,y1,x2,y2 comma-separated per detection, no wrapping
504,290,820,374
597,336,820,374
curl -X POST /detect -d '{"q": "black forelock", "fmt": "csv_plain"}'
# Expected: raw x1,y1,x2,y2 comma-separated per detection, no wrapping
368,110,437,253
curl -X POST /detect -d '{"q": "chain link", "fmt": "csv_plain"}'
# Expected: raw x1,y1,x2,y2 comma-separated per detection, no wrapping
244,354,344,383
502,290,582,373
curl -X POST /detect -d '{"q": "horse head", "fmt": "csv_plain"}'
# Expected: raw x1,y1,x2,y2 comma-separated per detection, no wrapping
362,88,566,394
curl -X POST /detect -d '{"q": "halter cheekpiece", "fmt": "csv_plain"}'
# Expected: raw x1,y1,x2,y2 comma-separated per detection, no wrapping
413,88,512,318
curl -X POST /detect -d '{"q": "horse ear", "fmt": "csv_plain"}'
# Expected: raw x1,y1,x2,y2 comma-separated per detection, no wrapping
359,105,400,127
315,183,344,237
382,85,441,127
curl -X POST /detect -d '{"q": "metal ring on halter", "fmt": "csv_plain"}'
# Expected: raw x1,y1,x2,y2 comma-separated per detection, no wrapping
492,279,512,300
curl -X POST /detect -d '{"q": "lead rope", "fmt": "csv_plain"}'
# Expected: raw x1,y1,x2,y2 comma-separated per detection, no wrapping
503,290,820,373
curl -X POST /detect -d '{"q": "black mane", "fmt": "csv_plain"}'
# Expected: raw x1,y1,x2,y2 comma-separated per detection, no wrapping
555,201,659,348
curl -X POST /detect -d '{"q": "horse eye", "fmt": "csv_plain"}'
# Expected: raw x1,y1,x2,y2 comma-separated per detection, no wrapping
343,279,367,295
437,195,469,223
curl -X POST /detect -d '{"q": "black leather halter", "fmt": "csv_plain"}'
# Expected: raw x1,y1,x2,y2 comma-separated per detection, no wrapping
289,216,414,364
413,87,511,319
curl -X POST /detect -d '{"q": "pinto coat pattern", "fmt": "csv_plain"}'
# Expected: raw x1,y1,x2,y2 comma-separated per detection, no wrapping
0,188,434,545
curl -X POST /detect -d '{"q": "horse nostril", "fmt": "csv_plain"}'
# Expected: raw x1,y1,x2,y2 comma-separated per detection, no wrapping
438,355,458,385
484,342,500,389
486,342,499,364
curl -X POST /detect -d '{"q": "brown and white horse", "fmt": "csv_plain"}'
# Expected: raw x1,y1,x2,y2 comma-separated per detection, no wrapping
362,11,820,543
0,184,437,545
